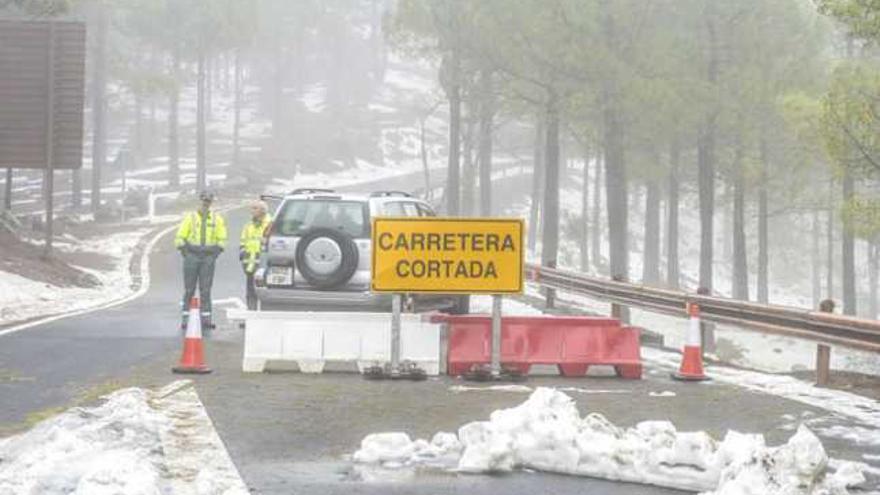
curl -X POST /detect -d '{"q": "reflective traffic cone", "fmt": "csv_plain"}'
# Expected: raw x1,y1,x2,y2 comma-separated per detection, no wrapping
173,297,212,374
672,302,708,381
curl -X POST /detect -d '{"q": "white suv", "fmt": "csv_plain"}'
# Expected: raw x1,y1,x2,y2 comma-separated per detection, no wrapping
254,188,469,313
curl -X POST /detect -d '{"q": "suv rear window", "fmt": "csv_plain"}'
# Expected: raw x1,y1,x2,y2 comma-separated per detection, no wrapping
276,200,368,238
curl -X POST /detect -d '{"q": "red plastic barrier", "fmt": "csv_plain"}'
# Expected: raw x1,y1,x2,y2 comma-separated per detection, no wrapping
435,315,642,379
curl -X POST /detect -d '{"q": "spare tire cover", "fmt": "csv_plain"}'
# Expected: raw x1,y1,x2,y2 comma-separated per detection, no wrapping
295,227,359,290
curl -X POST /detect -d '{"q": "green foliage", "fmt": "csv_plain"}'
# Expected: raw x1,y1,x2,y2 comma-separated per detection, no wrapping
843,194,880,238
818,0,880,43
820,61,880,177
1,0,73,16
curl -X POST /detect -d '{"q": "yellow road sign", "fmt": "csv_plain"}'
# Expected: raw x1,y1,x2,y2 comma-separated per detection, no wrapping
371,217,524,294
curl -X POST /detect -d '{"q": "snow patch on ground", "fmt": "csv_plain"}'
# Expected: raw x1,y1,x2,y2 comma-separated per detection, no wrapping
353,388,866,494
0,381,246,495
0,228,151,327
643,347,880,428
557,387,631,395
448,385,533,394
267,159,444,195
649,391,677,397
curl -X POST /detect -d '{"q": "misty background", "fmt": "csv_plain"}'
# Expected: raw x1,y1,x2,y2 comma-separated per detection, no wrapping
2,0,880,320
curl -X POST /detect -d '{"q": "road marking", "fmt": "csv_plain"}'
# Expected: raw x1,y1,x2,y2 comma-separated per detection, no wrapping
156,381,249,494
0,222,178,338
0,203,244,338
213,297,246,309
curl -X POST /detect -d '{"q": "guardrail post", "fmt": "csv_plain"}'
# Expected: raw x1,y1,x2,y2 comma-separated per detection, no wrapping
815,299,835,386
816,344,831,386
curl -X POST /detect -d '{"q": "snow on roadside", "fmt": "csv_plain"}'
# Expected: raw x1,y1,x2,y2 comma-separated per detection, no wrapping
0,381,247,495
643,347,880,429
353,388,866,494
0,228,152,327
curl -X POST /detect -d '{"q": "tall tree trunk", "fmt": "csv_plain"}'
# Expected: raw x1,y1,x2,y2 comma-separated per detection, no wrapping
666,138,680,288
592,150,603,271
134,92,144,165
232,49,242,169
196,46,207,192
542,91,561,307
757,139,769,303
732,138,749,300
271,42,284,169
827,183,835,299
477,69,494,216
90,1,107,212
71,170,82,208
698,15,718,293
643,178,660,284
445,49,461,216
842,171,856,315
580,144,590,273
461,115,476,216
222,53,230,93
420,120,431,200
528,118,545,252
870,240,878,319
205,55,213,123
812,209,821,307
168,45,180,187
604,103,628,281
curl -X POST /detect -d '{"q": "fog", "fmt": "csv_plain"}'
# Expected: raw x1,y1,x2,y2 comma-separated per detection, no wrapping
2,0,880,318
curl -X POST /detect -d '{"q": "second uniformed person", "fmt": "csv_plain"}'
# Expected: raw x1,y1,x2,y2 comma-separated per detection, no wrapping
239,200,271,310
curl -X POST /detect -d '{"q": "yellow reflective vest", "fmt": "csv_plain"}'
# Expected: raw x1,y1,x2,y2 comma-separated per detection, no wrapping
174,210,228,249
240,215,271,273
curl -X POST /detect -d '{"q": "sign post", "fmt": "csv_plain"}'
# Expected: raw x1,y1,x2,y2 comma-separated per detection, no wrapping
491,294,502,376
390,293,402,372
371,217,524,379
0,20,86,254
43,22,56,257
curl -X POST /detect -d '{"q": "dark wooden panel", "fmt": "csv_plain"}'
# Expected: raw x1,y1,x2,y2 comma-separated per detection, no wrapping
0,20,86,170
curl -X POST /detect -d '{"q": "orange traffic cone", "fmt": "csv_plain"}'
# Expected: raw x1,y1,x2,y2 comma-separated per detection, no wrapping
672,302,708,381
173,297,212,374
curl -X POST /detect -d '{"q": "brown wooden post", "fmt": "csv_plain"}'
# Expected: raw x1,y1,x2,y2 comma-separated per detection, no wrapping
43,21,56,258
816,344,831,387
3,168,11,210
816,299,835,386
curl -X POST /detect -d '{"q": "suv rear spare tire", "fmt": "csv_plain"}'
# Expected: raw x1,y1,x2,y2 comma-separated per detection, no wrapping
295,227,359,290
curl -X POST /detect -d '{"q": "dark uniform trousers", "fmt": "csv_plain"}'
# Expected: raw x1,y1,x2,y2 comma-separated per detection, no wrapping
181,247,219,327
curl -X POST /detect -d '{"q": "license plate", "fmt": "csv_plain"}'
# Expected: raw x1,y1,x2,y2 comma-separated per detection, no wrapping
267,266,293,286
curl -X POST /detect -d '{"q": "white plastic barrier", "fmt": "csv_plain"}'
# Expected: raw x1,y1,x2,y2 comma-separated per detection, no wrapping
227,310,442,375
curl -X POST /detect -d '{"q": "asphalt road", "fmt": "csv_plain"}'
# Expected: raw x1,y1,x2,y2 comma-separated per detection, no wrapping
0,169,440,429
1,169,877,494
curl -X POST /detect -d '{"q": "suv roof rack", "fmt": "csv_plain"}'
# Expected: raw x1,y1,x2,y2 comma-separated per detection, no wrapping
290,188,336,195
370,190,411,198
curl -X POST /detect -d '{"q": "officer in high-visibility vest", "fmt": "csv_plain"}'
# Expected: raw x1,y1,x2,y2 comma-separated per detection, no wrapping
175,190,227,329
239,200,271,310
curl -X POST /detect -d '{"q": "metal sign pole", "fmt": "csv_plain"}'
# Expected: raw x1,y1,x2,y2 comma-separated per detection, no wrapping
491,294,502,376
43,21,56,258
3,168,11,211
391,293,402,371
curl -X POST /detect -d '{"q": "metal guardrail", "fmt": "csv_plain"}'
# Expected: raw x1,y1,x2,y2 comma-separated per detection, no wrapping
526,263,880,353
